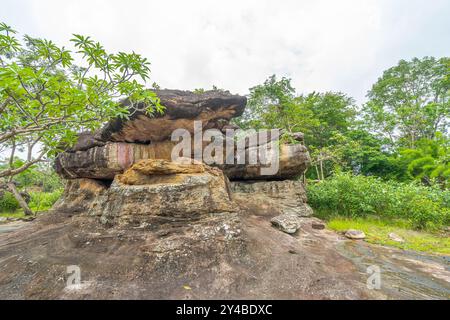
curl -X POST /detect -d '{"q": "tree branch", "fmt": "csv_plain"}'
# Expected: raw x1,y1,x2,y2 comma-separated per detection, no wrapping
0,149,46,178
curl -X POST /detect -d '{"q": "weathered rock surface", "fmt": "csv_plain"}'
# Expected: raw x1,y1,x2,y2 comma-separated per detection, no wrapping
312,222,326,230
55,141,177,179
55,140,310,181
55,89,310,181
88,159,236,226
53,178,107,214
0,210,380,299
66,89,247,152
271,213,303,234
218,143,310,180
231,180,313,217
104,89,246,143
345,229,366,240
388,232,405,243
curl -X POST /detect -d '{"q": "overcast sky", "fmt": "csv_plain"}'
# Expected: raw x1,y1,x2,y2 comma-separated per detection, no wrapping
2,0,449,104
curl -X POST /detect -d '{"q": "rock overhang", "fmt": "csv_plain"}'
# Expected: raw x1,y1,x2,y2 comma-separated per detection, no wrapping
65,89,247,152
54,88,310,182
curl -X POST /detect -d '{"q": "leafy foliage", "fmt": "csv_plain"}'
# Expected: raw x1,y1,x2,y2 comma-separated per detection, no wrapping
0,22,163,180
363,57,449,148
398,134,450,187
0,191,20,212
235,60,449,185
0,189,62,213
0,158,63,192
307,173,450,230
0,22,163,215
29,189,62,211
234,75,306,132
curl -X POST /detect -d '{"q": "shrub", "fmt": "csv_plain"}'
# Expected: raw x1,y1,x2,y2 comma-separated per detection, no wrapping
29,189,63,211
307,173,450,230
0,191,20,212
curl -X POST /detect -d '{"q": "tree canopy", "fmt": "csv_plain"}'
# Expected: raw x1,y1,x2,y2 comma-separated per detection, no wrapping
0,22,162,214
234,57,449,187
363,57,449,148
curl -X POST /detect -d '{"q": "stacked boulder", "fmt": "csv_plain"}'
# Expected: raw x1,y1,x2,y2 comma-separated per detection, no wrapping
54,89,312,234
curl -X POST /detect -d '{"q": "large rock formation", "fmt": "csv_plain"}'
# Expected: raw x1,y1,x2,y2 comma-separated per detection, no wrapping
55,89,310,181
0,89,389,300
89,159,236,227
231,180,313,217
55,140,310,181
54,88,313,239
65,89,247,152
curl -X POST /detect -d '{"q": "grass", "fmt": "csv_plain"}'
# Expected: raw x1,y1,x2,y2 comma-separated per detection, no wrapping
321,214,450,255
0,202,58,219
0,209,28,219
0,207,50,219
0,189,62,219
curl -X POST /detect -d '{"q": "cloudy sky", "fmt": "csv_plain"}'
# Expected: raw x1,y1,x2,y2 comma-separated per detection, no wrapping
2,0,449,104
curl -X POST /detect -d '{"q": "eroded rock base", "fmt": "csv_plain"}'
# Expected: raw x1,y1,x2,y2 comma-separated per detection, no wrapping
0,210,374,299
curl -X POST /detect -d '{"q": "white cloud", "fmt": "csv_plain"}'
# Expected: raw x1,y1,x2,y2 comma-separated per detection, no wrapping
1,0,449,103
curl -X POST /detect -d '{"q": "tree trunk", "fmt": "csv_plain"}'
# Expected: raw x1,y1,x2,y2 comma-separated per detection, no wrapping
7,182,33,216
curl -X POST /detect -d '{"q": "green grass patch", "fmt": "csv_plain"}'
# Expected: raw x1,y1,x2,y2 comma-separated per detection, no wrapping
0,209,27,219
325,215,450,255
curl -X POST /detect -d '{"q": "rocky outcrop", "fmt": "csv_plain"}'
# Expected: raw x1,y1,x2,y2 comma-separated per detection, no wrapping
54,87,313,242
270,213,303,234
53,178,108,214
55,140,310,181
345,230,366,240
55,141,176,179
230,180,313,217
231,179,313,234
88,159,236,227
65,89,247,152
55,89,310,181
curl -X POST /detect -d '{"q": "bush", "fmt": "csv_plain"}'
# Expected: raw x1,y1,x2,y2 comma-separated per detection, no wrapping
307,173,450,230
0,191,20,212
29,189,63,211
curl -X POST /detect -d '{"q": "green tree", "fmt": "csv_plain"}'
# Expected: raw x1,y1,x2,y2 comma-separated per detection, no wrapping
0,158,63,192
299,92,356,149
399,133,450,188
0,23,163,215
340,129,404,179
233,75,315,134
364,57,450,148
234,75,357,180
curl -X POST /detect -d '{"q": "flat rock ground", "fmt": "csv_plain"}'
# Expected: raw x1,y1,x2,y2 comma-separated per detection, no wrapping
0,210,448,300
